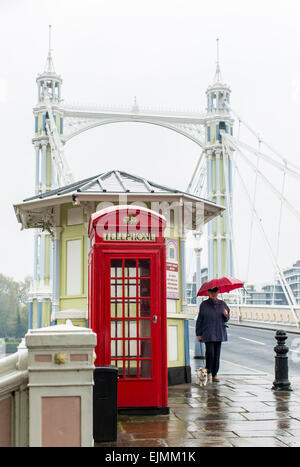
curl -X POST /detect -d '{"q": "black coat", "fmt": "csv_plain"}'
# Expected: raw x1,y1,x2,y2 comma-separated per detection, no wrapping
196,298,230,342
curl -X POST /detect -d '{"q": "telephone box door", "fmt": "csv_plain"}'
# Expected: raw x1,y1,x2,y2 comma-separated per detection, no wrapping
103,250,167,408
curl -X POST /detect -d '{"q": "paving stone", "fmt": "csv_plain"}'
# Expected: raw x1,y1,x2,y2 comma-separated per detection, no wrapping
195,402,233,409
229,437,288,447
284,428,300,435
225,396,287,403
133,431,196,440
242,412,293,421
119,420,199,434
264,400,300,407
172,407,211,420
191,406,248,414
225,401,274,410
194,412,248,422
166,438,234,447
101,439,168,447
231,429,291,438
275,436,300,447
195,419,300,433
191,430,239,439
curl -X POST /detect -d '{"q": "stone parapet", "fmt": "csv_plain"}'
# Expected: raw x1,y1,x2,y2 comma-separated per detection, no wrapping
25,320,97,447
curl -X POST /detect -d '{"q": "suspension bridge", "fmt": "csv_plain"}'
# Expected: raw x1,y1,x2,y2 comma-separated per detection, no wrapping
33,28,300,327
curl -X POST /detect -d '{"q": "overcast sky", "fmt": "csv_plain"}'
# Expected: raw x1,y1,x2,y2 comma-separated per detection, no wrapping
1,0,300,286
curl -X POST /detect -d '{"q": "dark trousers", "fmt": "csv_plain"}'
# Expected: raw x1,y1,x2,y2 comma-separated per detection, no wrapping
205,341,222,377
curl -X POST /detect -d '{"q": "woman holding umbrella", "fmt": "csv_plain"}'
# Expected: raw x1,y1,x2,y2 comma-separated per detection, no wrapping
196,277,243,382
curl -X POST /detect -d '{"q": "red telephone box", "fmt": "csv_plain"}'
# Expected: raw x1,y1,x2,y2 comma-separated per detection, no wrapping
88,205,168,412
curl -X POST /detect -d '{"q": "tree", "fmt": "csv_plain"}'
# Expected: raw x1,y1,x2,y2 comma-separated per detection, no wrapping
0,274,31,338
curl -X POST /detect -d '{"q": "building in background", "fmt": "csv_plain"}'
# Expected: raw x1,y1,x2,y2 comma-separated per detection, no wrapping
186,274,197,305
283,260,300,304
186,268,209,305
186,261,300,307
241,284,287,306
242,261,300,306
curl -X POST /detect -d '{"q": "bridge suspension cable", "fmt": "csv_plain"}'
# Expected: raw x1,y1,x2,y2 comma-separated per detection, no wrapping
186,151,207,198
245,138,261,284
186,151,205,195
272,162,287,305
223,132,300,181
229,106,300,174
222,134,300,223
222,136,300,325
221,110,300,307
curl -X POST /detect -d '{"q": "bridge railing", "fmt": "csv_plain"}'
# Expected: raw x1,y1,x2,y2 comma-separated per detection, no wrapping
187,304,300,327
63,101,207,118
0,340,29,447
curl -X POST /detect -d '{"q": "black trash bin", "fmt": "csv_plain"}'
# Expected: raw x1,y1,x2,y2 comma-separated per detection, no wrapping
93,366,118,442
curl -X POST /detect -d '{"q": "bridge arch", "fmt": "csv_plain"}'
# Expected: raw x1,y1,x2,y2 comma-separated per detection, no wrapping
63,117,206,149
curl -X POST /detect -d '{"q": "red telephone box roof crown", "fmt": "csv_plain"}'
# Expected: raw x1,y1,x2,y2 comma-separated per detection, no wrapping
88,204,167,237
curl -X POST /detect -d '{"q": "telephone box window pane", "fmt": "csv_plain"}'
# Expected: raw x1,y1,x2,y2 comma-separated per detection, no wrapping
110,300,122,318
125,340,137,357
138,259,150,277
124,279,136,297
140,340,151,358
111,340,123,357
125,360,137,378
140,300,151,317
111,320,123,338
139,320,151,338
139,360,151,379
124,320,137,338
124,259,136,277
110,259,122,277
110,281,123,297
140,279,150,297
124,300,137,318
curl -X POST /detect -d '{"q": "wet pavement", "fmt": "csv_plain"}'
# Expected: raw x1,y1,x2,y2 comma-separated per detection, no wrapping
96,363,300,447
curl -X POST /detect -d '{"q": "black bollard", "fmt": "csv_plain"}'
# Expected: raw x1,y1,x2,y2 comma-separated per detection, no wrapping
272,330,292,391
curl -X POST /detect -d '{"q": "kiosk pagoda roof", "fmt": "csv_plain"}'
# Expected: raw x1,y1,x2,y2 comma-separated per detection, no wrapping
14,169,225,231
22,169,214,201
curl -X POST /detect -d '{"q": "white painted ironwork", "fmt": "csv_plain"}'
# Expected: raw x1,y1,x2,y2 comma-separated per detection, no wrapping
44,94,74,186
61,101,207,148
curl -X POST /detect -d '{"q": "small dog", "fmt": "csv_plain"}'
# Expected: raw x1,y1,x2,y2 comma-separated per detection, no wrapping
196,368,208,387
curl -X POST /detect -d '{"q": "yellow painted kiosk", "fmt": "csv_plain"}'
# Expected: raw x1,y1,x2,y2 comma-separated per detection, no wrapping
14,169,224,385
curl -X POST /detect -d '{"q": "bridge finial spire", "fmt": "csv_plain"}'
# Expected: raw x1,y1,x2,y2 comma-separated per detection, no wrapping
131,95,139,113
44,24,55,73
214,37,223,84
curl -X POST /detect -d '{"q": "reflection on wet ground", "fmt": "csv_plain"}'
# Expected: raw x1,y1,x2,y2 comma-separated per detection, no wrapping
96,375,300,447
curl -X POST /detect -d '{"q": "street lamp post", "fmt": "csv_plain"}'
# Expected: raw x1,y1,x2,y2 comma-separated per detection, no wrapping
194,243,205,359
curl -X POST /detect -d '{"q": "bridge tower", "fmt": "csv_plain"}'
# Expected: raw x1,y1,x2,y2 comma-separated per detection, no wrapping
28,26,64,329
33,25,64,194
205,39,234,279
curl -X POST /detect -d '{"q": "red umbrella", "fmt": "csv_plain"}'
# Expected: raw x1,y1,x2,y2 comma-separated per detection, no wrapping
197,276,244,296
